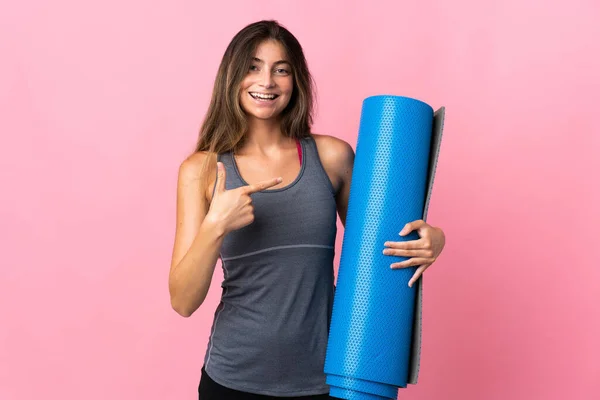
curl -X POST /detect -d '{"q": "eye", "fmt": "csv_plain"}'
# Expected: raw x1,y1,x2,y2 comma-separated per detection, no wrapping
275,68,290,75
249,65,259,71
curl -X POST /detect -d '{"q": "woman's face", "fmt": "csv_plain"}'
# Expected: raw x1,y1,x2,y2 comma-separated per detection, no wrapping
239,39,294,121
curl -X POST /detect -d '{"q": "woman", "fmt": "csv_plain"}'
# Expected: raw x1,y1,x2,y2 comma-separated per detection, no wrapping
168,20,446,400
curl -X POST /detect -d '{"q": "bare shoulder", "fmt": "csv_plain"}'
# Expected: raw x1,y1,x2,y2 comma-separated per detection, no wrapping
178,151,218,202
311,133,355,192
179,151,211,175
311,133,354,164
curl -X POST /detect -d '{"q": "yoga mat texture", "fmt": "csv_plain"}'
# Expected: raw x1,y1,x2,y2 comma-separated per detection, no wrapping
324,95,445,400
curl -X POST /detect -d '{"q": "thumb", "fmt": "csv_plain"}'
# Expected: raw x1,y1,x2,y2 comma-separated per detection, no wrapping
400,219,425,236
399,222,412,236
214,162,227,194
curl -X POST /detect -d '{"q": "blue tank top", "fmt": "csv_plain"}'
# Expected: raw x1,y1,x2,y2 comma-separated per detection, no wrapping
203,135,338,396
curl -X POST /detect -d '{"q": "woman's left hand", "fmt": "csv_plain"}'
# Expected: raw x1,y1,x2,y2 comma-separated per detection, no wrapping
382,219,446,287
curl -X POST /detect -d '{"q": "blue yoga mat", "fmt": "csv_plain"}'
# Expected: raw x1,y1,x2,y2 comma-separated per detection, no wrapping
324,95,444,400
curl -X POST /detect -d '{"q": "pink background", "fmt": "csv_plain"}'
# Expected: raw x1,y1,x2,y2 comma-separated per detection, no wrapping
1,0,599,399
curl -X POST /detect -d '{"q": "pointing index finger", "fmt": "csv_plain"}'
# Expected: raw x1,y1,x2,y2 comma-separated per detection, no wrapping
243,177,283,194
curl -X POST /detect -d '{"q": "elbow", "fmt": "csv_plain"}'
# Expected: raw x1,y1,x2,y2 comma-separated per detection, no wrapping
169,278,206,318
175,308,194,318
170,294,203,318
171,299,194,318
169,280,193,317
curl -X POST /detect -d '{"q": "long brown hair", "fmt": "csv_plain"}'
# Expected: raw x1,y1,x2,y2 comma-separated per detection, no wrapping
194,20,316,157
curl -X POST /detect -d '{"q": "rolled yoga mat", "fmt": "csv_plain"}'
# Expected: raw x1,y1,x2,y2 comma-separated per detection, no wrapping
324,95,446,400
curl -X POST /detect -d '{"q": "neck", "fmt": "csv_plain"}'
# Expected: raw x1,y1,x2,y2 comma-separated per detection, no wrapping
241,116,292,155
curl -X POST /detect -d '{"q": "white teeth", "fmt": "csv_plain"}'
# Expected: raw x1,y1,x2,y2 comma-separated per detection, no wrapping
250,92,277,100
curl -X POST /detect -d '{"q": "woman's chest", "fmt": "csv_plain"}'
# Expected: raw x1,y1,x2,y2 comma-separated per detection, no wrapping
220,185,338,258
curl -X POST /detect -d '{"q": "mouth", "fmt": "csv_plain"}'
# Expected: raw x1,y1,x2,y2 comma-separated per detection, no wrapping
249,92,280,102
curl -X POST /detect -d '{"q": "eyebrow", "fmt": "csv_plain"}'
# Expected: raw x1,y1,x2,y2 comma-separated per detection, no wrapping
252,57,290,66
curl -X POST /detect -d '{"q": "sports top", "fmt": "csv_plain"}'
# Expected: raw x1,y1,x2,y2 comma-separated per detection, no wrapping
202,135,338,396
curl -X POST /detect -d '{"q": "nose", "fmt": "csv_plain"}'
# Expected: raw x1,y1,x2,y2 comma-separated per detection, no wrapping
260,68,275,88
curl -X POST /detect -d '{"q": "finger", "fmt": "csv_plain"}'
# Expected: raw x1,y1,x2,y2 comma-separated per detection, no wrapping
408,264,429,287
382,248,431,258
390,257,430,269
215,162,227,194
384,238,427,250
243,177,283,194
399,219,425,236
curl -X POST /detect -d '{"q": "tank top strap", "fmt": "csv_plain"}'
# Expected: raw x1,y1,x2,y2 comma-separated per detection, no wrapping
210,151,242,202
211,135,335,198
300,135,336,195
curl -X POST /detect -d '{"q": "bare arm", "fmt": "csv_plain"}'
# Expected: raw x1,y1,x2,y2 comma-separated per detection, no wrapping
168,153,283,317
169,153,223,317
311,133,356,227
334,142,355,227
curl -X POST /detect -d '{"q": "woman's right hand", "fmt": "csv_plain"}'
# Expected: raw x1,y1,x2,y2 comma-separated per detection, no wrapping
205,161,282,235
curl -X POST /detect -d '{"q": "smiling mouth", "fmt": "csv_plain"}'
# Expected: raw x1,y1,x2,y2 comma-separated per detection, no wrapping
249,92,279,101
